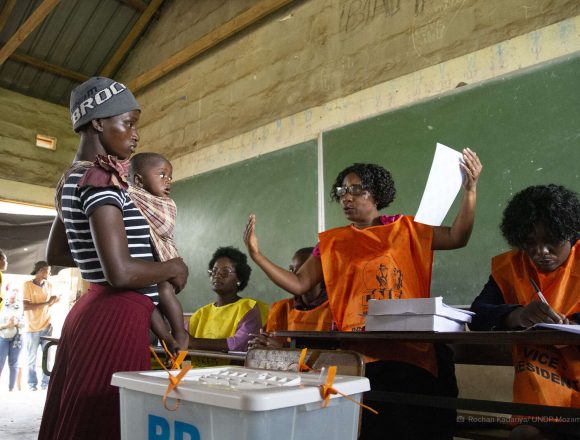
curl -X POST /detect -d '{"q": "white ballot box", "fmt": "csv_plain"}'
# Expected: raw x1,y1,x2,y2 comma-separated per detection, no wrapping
112,366,370,440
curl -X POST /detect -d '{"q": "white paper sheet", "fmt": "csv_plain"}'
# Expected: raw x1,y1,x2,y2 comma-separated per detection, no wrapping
532,323,580,334
415,143,463,226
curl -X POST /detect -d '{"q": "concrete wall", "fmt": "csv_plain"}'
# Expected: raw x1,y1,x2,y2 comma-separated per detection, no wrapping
2,0,580,203
120,0,580,180
0,88,77,205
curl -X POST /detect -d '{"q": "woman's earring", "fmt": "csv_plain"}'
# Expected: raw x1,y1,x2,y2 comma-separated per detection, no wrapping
236,281,241,287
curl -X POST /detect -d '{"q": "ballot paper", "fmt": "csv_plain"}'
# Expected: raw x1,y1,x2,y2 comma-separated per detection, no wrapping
531,323,580,334
365,297,473,332
367,297,474,322
415,143,464,226
365,314,467,332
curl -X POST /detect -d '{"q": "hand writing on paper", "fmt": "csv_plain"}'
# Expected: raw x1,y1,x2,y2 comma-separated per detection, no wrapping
507,301,569,328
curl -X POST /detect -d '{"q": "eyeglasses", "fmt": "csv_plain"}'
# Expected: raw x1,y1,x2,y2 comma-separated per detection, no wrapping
208,267,236,277
335,184,367,197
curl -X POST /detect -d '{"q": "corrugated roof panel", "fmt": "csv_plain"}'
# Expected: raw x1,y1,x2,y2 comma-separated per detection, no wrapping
0,0,156,106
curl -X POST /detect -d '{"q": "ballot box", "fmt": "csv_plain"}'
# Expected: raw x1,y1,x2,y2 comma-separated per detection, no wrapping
112,366,369,440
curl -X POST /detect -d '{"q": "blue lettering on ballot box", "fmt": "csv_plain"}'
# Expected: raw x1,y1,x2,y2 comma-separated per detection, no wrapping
148,415,200,440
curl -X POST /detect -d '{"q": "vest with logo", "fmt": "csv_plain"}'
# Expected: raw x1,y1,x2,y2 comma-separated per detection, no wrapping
492,241,580,407
319,215,438,375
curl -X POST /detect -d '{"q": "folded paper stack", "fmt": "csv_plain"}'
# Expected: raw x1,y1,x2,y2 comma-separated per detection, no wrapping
365,297,474,332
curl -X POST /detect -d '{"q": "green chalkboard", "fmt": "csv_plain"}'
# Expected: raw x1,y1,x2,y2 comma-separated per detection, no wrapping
322,54,580,305
172,141,318,312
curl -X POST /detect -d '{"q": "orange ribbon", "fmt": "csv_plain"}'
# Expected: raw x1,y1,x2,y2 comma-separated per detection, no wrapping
150,344,192,411
319,366,379,415
298,348,312,372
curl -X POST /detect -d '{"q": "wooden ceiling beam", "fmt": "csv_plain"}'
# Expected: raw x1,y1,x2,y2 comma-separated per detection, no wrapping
101,0,165,78
128,0,295,93
0,0,17,34
118,0,160,18
10,52,89,83
0,0,62,66
119,0,148,13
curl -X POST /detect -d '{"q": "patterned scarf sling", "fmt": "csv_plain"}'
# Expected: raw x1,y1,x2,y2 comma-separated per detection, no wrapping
55,155,130,221
127,185,179,262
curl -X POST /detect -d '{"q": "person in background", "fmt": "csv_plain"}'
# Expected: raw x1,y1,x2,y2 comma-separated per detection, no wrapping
128,152,189,353
248,247,332,349
0,249,7,312
0,284,25,391
470,184,580,440
244,151,482,439
23,261,58,391
188,246,267,366
40,76,188,440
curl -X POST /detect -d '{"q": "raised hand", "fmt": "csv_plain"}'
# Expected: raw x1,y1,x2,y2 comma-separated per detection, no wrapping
460,148,482,192
243,214,260,258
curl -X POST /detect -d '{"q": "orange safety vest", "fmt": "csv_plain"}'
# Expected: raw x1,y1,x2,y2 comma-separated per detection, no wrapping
266,298,334,332
319,215,438,375
492,241,580,407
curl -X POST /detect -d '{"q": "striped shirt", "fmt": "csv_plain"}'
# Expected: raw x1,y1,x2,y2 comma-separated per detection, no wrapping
61,170,158,303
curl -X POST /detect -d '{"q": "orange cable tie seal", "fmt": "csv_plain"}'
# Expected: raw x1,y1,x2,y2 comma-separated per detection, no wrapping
319,366,378,415
150,345,192,411
297,347,312,372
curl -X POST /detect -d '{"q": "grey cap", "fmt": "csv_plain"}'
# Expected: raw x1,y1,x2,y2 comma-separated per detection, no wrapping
69,77,141,132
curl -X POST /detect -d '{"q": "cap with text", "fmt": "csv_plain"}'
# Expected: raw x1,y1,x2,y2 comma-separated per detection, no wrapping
69,76,140,132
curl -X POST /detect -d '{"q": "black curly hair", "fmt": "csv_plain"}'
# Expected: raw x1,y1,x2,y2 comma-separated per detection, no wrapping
128,152,169,181
330,163,396,210
500,184,580,248
208,246,252,291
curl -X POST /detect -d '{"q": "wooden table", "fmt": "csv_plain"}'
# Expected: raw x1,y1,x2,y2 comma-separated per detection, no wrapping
272,330,580,418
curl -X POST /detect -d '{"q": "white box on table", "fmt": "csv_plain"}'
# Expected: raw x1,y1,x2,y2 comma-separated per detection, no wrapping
365,313,467,332
111,366,369,440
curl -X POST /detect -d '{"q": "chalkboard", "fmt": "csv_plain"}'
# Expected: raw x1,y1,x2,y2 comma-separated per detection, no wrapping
172,140,318,312
322,53,580,305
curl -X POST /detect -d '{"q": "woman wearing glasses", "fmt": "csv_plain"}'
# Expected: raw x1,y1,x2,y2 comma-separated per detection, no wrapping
243,149,482,439
187,246,268,361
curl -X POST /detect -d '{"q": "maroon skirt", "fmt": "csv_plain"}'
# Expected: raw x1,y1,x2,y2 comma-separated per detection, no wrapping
39,284,154,440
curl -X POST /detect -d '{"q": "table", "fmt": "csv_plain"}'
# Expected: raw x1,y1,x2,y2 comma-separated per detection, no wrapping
272,330,580,418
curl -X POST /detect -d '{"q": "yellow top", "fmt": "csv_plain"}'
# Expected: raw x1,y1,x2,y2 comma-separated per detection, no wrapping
23,280,52,332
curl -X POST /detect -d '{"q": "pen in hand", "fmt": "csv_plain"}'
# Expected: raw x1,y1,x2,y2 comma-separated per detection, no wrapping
529,277,549,305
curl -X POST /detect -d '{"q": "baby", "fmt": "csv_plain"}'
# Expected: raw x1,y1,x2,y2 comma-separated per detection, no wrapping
128,152,189,353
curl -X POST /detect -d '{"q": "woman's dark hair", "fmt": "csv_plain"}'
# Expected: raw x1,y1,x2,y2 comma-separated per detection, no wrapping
208,246,252,291
293,247,314,262
31,260,49,276
330,163,396,210
500,184,580,248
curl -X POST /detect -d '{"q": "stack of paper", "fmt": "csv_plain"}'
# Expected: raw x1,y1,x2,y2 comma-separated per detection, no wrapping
365,297,474,332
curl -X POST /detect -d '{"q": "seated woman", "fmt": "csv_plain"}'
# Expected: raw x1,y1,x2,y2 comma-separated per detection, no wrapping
244,151,482,440
249,247,333,350
470,184,580,440
188,246,268,366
